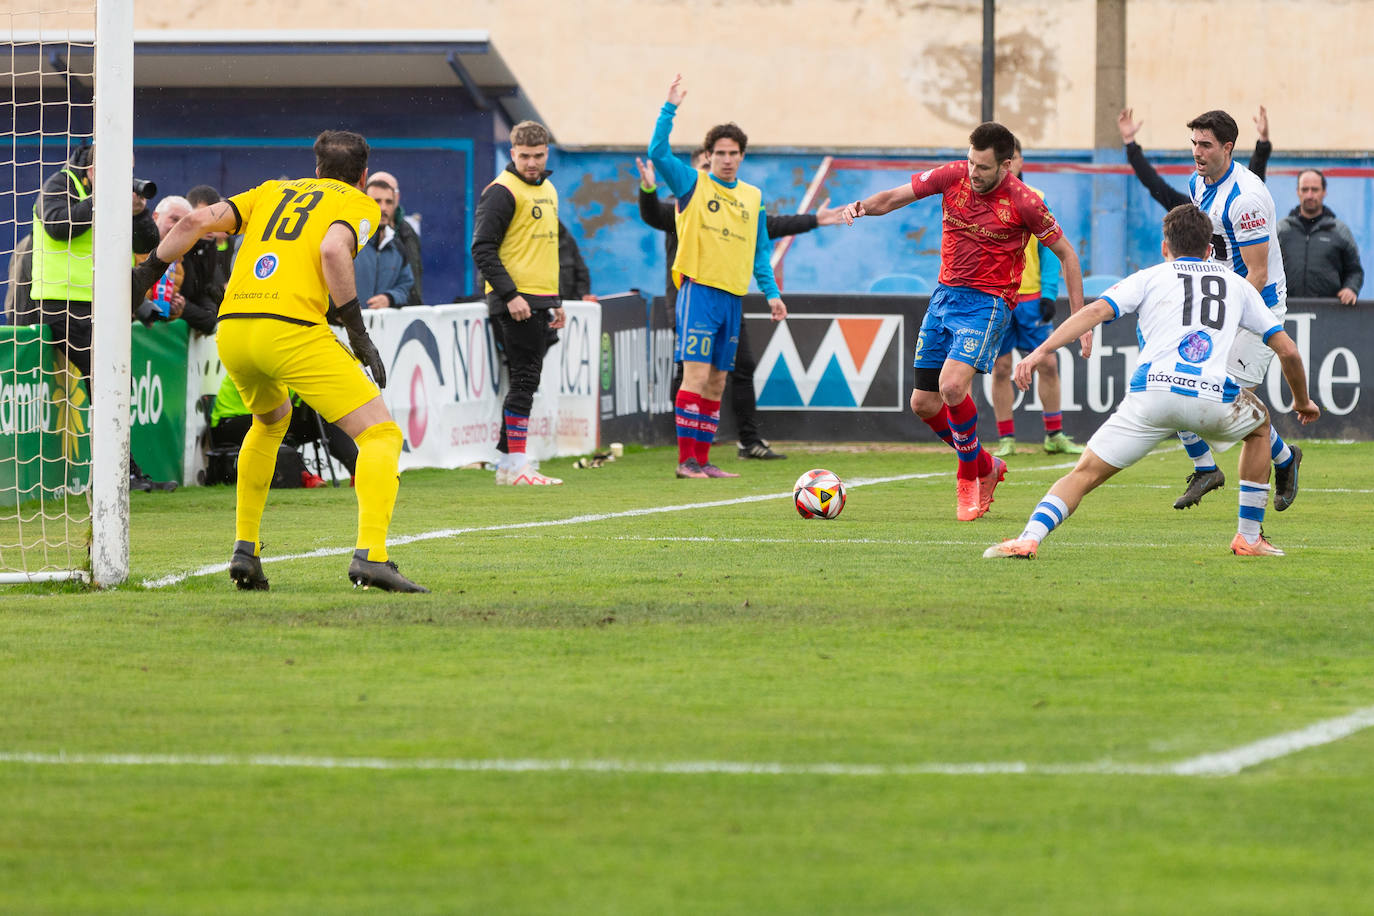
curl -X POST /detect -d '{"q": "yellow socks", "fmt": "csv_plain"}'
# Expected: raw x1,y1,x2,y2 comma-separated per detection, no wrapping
353,421,403,562
234,412,291,547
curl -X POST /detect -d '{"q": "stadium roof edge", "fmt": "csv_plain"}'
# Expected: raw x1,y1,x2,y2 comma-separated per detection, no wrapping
4,29,545,129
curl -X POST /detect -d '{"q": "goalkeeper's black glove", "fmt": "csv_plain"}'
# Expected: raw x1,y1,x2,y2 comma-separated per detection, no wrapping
132,252,169,311
335,297,387,389
1039,297,1057,323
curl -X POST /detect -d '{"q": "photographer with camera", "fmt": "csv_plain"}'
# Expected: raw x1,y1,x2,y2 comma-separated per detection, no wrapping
27,144,161,374
27,145,174,491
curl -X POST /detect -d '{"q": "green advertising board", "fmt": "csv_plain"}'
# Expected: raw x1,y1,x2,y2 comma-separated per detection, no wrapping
130,321,189,484
0,325,90,507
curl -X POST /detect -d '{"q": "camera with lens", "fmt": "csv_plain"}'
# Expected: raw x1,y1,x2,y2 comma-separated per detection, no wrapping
132,178,158,199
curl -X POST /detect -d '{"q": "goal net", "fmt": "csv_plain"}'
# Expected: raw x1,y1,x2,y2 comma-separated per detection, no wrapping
2,3,132,585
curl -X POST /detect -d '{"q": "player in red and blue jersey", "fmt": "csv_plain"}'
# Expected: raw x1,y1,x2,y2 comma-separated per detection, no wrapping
841,122,1088,521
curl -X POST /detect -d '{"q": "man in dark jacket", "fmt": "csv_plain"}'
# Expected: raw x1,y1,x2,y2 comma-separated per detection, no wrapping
635,150,842,460
178,184,235,335
558,220,596,302
1279,169,1363,305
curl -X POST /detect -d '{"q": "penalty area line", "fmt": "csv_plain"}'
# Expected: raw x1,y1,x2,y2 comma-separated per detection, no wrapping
4,706,1372,779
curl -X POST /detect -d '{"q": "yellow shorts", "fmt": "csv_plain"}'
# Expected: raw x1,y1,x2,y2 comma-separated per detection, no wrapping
216,317,379,423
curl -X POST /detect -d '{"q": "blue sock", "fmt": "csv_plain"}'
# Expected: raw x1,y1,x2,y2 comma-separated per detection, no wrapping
1179,431,1217,472
1270,426,1294,468
1237,480,1270,543
1021,494,1070,543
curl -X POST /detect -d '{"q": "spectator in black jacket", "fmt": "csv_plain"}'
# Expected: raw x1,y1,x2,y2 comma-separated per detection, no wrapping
1117,105,1271,209
179,184,234,334
636,150,842,460
1279,169,1363,306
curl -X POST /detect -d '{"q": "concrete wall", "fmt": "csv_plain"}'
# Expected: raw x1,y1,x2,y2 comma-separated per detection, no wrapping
107,0,1374,153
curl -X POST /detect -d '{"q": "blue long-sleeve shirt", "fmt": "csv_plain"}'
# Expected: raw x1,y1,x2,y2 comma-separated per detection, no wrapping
648,102,781,300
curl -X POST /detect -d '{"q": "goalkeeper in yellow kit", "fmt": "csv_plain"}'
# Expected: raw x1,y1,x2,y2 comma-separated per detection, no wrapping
132,130,426,593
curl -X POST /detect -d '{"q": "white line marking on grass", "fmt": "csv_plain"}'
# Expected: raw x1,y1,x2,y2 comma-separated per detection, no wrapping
5,706,1372,779
141,470,968,589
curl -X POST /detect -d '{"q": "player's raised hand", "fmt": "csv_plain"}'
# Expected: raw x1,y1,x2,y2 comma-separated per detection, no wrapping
1117,108,1142,144
666,74,687,107
1254,105,1269,142
840,199,866,227
635,157,656,188
768,297,787,321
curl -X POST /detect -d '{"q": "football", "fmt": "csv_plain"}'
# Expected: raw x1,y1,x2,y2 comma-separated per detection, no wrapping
793,468,846,519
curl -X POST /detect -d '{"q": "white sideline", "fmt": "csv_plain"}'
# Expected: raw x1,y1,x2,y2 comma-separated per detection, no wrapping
4,706,1372,779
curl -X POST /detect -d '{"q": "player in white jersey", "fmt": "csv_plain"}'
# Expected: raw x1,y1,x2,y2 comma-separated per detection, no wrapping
1173,109,1303,513
984,204,1319,560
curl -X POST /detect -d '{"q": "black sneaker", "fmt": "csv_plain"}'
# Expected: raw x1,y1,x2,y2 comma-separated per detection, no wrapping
228,546,269,591
1274,444,1302,512
1173,467,1226,510
348,554,429,593
738,440,787,460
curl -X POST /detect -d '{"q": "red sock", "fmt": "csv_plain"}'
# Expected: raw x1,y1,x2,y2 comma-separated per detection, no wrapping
947,395,992,478
1043,411,1063,434
695,398,721,465
922,404,955,450
675,390,704,463
997,418,1015,438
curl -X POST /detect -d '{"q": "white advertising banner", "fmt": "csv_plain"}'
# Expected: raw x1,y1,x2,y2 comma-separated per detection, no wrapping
361,300,600,469
184,301,600,482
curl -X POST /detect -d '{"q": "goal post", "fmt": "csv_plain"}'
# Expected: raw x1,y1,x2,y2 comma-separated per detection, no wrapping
90,0,134,586
0,2,132,586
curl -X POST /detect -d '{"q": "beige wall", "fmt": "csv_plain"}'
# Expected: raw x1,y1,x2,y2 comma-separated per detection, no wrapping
14,0,1372,151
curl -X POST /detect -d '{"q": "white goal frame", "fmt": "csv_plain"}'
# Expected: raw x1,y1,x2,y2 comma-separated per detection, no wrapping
0,3,131,586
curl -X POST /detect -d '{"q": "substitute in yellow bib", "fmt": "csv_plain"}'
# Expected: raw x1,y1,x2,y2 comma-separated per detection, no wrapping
131,130,427,593
470,119,567,487
648,74,787,479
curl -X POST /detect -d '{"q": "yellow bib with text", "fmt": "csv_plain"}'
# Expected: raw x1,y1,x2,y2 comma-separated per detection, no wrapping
672,171,761,297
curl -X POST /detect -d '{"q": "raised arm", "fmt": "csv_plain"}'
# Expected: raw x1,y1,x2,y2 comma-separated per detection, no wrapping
1118,108,1190,210
647,75,700,199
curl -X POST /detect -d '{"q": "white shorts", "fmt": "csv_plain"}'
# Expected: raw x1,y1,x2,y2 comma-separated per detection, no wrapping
1087,389,1268,469
1227,301,1286,387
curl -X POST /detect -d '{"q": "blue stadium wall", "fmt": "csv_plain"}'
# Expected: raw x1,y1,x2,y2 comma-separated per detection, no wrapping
2,86,502,306
548,147,1374,302
7,84,1374,306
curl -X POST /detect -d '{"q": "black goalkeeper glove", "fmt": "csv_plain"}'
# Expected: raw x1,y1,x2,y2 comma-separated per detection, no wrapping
131,252,170,310
335,297,387,389
1039,297,1057,323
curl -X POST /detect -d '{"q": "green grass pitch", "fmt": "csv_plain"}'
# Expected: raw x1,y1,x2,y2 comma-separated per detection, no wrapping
2,441,1373,914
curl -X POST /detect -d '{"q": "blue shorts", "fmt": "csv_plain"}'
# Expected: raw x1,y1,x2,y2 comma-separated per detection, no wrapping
913,284,1010,374
996,294,1053,357
675,277,741,372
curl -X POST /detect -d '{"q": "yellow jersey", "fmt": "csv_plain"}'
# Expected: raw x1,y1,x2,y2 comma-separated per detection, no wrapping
223,178,379,324
483,170,560,297
672,171,763,297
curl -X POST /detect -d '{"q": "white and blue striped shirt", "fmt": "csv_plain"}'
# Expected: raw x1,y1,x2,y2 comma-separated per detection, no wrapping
1188,161,1286,310
1100,258,1282,403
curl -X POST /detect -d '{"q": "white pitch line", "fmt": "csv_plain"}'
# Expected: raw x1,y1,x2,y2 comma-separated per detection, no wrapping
141,468,979,589
4,706,1371,779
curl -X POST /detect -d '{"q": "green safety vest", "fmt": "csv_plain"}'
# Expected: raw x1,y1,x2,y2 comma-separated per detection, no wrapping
30,168,94,303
